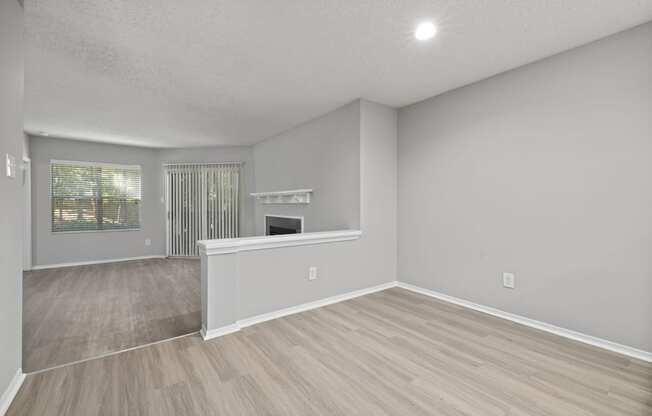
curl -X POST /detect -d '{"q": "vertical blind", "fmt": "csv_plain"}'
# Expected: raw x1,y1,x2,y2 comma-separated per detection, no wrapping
165,163,240,257
50,160,142,232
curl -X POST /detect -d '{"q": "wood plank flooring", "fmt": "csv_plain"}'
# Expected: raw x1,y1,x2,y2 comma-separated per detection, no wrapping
10,287,651,415
23,258,200,372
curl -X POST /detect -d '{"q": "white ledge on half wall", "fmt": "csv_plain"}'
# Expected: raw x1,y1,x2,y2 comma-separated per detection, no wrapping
197,229,361,256
250,189,312,204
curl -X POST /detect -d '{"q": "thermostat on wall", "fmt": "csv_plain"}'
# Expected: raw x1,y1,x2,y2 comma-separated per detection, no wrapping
5,154,16,179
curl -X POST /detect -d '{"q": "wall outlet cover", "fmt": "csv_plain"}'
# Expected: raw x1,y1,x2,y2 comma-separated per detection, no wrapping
503,272,515,289
145,238,152,246
308,266,318,280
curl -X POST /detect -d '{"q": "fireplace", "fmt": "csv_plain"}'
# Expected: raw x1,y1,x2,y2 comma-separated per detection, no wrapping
265,215,304,235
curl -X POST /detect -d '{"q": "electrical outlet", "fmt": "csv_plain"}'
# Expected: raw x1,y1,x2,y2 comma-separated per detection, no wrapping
145,238,151,246
308,266,318,281
503,272,515,289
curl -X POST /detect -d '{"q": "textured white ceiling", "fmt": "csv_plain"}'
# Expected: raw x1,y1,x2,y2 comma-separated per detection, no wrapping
25,1,652,147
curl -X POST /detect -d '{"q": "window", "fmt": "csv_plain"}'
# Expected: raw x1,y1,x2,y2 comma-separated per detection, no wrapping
50,160,142,232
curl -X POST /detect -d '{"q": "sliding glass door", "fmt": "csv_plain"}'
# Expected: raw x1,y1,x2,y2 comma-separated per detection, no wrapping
165,163,240,257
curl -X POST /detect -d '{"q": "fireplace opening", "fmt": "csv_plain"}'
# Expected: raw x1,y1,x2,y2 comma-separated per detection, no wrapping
265,215,303,236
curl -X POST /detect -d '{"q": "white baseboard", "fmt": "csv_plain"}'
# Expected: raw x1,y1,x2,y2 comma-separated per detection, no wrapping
0,369,25,416
201,281,397,341
238,281,397,328
200,324,241,341
200,279,651,363
30,255,167,271
397,282,652,363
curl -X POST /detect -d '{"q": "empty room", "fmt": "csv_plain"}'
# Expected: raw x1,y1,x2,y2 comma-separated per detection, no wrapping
1,1,651,415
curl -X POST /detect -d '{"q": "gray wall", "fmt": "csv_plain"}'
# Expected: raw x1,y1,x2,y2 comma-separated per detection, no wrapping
30,137,165,266
360,99,398,293
397,22,652,352
239,99,397,317
207,99,398,322
253,101,361,235
0,0,24,395
157,146,255,237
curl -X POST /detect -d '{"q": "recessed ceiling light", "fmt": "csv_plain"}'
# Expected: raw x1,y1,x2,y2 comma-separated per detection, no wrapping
415,21,437,41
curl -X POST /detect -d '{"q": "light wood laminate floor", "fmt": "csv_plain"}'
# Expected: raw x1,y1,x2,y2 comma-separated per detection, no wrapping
10,287,651,415
23,258,200,372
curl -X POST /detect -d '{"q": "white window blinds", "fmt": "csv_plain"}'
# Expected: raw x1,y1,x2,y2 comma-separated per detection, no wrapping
50,160,142,232
165,163,240,256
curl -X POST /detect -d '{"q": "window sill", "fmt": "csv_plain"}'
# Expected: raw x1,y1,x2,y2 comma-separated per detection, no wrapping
51,228,141,235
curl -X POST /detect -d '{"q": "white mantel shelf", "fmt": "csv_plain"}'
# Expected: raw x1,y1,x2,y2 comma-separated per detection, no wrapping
197,230,361,256
250,189,312,204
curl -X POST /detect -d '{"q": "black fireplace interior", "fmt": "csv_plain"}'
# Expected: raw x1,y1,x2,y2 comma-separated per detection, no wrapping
269,225,297,235
266,216,302,235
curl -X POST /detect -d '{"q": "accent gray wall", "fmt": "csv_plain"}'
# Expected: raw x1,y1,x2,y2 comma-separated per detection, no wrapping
30,137,165,266
253,101,361,235
239,99,397,315
398,22,652,352
0,0,24,397
360,99,398,291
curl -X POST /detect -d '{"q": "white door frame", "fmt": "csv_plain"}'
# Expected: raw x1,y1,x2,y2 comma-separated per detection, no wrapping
164,167,171,257
22,157,32,271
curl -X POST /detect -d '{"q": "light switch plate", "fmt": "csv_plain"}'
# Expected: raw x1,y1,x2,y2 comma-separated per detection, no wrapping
5,154,16,179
